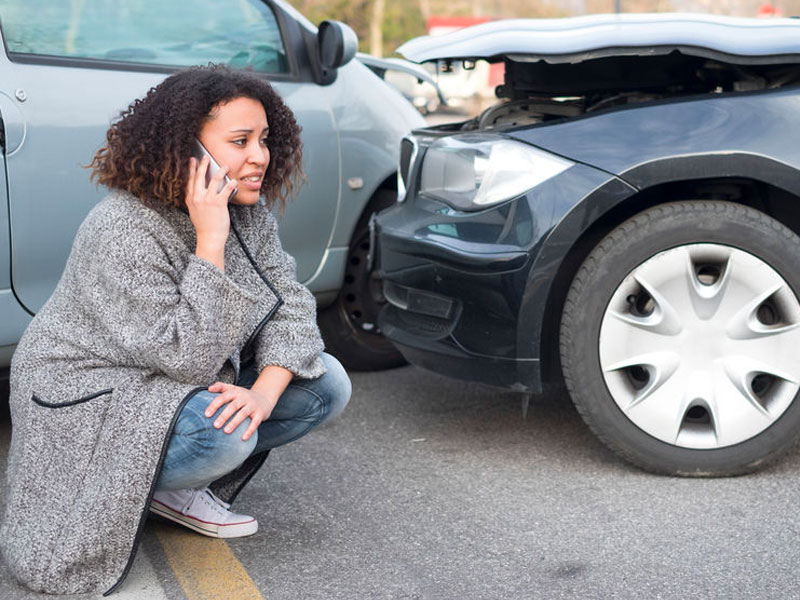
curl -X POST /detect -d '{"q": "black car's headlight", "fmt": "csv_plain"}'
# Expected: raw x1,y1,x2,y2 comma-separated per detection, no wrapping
419,134,573,211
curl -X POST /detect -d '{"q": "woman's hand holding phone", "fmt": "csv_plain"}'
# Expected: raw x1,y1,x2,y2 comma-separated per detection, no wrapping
186,155,237,272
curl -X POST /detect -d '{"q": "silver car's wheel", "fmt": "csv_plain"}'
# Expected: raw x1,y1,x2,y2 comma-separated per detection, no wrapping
318,190,406,371
560,201,800,475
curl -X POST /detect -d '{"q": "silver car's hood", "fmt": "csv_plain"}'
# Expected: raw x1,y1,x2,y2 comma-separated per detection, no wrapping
397,13,800,65
356,53,447,103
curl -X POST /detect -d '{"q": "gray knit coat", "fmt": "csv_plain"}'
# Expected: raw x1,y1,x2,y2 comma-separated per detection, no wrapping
0,191,325,594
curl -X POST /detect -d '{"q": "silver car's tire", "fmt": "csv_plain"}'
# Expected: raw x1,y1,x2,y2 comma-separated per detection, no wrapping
560,201,800,475
318,190,406,371
0,378,8,420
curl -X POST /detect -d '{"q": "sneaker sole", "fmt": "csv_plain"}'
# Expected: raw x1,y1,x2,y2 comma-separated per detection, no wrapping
150,500,258,539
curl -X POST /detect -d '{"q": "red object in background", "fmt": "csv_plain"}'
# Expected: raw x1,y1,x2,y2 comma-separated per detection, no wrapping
757,3,783,17
488,63,504,87
426,16,492,32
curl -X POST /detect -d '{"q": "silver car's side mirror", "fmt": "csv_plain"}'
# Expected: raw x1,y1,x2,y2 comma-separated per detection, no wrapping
316,20,358,84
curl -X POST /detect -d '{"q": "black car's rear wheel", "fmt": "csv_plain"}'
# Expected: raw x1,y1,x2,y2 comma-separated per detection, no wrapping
560,201,800,475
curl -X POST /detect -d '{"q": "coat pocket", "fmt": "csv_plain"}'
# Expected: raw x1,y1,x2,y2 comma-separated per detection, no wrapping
31,388,114,409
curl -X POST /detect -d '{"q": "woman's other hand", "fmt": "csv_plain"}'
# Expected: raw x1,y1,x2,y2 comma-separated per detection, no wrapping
186,156,237,271
204,366,294,441
204,382,279,441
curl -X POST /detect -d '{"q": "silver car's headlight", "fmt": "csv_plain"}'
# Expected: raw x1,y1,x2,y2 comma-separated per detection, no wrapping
419,134,573,211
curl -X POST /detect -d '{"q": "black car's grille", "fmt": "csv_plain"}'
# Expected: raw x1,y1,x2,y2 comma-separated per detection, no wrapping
385,304,452,339
381,281,461,340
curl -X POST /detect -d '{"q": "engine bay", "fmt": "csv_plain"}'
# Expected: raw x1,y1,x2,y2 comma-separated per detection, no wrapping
429,52,800,132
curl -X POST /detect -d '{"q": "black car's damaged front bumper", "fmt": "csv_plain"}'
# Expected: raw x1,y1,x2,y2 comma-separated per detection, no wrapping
371,158,633,393
373,193,540,392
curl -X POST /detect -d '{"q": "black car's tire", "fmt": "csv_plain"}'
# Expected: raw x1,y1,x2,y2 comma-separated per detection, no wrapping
560,201,800,476
318,190,406,371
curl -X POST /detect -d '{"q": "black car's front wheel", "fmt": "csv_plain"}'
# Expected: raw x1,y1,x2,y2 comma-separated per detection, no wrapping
560,201,800,475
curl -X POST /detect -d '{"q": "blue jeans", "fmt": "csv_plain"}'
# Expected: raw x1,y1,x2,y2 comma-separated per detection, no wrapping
156,353,350,491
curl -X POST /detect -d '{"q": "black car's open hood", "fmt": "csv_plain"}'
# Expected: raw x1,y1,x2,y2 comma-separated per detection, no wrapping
396,13,800,67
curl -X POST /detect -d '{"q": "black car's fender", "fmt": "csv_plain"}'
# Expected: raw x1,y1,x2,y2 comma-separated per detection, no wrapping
514,169,636,390
515,93,800,388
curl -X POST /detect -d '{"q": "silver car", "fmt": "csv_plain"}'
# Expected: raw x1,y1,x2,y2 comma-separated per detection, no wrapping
0,0,423,377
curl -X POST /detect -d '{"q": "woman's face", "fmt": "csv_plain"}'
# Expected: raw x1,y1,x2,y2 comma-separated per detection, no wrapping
197,96,270,206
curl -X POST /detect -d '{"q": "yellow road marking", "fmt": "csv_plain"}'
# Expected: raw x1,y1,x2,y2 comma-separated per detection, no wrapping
154,522,263,600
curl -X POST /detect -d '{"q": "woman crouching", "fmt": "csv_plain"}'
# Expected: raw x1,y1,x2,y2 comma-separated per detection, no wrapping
0,65,350,595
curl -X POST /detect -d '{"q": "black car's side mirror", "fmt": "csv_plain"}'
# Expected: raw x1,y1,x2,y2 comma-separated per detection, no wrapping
314,20,358,85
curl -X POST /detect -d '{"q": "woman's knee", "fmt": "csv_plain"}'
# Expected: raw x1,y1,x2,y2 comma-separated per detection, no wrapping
319,353,351,422
204,413,258,474
269,354,350,424
187,392,257,472
159,392,258,489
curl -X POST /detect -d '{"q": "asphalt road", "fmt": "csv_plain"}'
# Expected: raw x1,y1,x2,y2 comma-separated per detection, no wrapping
3,364,800,599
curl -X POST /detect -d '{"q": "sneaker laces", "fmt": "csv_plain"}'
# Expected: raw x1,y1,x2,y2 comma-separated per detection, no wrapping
179,488,231,518
204,487,231,510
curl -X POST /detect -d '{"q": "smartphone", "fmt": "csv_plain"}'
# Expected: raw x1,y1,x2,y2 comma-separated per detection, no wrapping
194,138,238,202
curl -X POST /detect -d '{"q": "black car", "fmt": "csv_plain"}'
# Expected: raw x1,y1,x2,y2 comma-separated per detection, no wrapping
374,13,800,476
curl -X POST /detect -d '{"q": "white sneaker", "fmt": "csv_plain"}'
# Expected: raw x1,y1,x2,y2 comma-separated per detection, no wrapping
150,488,258,538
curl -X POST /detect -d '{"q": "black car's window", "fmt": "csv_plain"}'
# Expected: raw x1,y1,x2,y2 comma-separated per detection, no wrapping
1,0,289,73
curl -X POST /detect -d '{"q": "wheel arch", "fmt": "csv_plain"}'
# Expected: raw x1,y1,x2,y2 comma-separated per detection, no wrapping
317,172,405,371
530,161,800,388
315,172,397,309
356,174,397,230
336,173,397,251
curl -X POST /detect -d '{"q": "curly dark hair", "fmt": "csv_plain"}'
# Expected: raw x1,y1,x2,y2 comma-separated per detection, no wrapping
90,64,303,210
